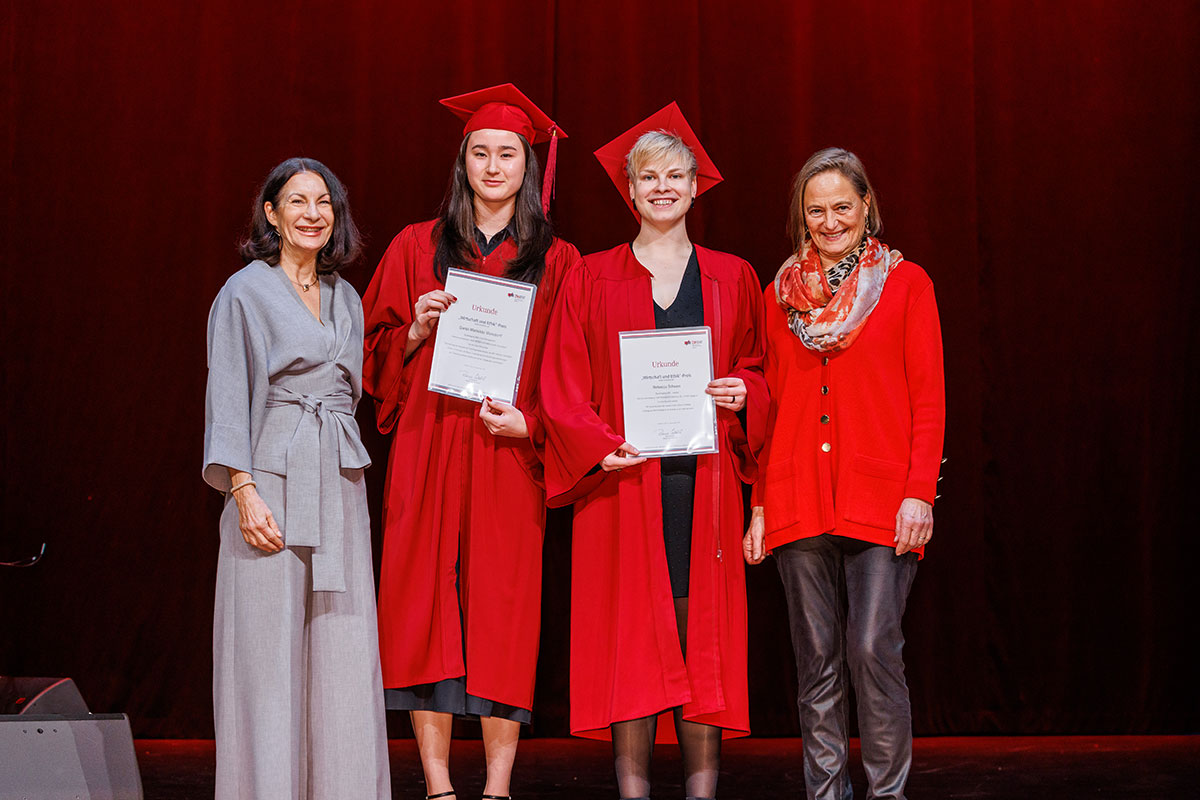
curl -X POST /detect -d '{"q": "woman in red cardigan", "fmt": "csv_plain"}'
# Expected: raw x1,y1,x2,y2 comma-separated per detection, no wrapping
744,148,945,800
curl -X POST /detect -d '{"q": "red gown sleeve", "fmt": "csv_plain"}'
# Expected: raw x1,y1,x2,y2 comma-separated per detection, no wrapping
361,226,423,434
721,259,769,484
516,241,585,460
540,259,626,507
902,280,945,503
751,284,783,508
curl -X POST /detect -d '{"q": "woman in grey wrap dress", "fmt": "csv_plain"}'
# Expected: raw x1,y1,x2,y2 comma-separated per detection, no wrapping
203,158,390,799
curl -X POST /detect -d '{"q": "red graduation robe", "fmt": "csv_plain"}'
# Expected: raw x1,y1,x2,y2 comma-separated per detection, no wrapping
540,243,767,739
362,220,582,710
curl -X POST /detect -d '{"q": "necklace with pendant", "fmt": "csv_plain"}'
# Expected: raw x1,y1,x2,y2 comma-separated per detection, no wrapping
290,275,317,292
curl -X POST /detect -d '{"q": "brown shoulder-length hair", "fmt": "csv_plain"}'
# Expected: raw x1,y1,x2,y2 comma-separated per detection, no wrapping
239,157,363,273
433,133,554,286
787,148,883,253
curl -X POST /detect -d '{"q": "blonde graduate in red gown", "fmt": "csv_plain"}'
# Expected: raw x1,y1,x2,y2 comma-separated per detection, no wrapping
361,84,582,800
539,103,767,800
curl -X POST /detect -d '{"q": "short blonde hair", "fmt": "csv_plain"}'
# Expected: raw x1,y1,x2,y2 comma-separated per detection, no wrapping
625,130,698,183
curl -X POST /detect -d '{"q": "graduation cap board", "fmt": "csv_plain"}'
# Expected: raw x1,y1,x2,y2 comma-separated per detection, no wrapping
593,101,724,221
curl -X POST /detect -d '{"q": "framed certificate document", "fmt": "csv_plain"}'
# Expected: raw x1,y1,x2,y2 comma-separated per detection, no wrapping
618,326,718,457
427,268,537,405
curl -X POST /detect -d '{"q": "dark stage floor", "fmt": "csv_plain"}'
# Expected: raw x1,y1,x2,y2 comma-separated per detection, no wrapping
135,736,1199,799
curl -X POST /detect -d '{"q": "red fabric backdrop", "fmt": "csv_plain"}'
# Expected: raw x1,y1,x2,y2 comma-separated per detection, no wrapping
3,0,1197,737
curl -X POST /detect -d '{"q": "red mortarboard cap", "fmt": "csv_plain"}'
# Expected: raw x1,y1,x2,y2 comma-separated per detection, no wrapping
593,101,724,221
439,83,566,144
440,83,566,214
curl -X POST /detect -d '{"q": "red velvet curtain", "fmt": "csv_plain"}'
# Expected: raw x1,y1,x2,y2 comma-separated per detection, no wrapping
3,0,1197,737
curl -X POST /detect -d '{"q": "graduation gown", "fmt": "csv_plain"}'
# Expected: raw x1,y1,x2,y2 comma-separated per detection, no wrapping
540,243,767,739
362,220,582,711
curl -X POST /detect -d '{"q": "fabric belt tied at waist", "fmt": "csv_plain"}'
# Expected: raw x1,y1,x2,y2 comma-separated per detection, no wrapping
266,384,365,592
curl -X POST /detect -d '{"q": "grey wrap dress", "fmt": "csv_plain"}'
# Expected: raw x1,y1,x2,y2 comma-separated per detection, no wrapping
203,260,390,800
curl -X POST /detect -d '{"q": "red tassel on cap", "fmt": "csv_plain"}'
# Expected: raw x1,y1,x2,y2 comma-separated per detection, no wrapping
541,127,558,216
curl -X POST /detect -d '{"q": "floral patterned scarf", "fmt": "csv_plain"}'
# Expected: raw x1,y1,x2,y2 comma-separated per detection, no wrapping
773,235,903,352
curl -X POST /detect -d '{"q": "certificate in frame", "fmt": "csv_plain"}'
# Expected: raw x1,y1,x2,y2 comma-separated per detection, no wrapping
618,326,718,457
427,268,537,405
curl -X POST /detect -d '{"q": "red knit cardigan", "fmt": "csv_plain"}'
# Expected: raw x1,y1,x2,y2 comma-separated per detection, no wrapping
753,260,945,555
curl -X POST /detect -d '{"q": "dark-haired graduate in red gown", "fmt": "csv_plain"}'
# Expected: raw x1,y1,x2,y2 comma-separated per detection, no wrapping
540,104,767,800
362,84,581,800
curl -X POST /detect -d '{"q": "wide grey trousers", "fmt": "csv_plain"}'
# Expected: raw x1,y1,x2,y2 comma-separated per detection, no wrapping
775,534,918,800
213,468,390,800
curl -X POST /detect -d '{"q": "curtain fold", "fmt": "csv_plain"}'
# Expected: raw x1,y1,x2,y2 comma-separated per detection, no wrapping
2,0,1196,736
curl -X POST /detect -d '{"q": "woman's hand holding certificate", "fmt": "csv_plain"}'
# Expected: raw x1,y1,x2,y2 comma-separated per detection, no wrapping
705,376,747,411
601,442,647,472
427,268,537,405
479,397,529,438
618,326,719,457
407,289,457,359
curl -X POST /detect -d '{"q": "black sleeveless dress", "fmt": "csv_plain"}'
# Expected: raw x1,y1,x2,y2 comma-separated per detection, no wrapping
653,248,703,598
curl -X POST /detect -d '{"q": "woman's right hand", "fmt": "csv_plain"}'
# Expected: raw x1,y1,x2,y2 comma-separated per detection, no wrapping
409,290,457,345
233,485,284,553
743,506,766,564
600,442,647,472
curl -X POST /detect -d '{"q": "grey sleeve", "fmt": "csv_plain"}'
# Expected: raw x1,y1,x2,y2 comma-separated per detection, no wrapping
350,280,365,410
203,285,256,491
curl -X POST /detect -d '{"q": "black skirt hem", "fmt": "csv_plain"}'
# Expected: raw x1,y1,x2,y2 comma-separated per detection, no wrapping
384,677,532,725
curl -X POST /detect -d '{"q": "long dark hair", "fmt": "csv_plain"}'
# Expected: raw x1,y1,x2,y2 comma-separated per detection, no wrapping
433,134,553,285
239,157,363,273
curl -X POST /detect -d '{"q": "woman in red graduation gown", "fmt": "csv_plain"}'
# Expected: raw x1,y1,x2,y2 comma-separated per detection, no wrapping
361,84,581,800
540,103,767,800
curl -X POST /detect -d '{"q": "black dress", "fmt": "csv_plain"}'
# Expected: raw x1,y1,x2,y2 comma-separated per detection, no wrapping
653,248,703,598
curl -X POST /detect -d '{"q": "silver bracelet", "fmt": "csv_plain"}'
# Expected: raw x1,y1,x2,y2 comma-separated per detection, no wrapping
230,479,256,494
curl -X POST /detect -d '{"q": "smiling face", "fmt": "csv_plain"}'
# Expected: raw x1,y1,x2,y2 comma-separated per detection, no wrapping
630,157,697,226
802,170,871,266
265,171,333,260
465,128,526,206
